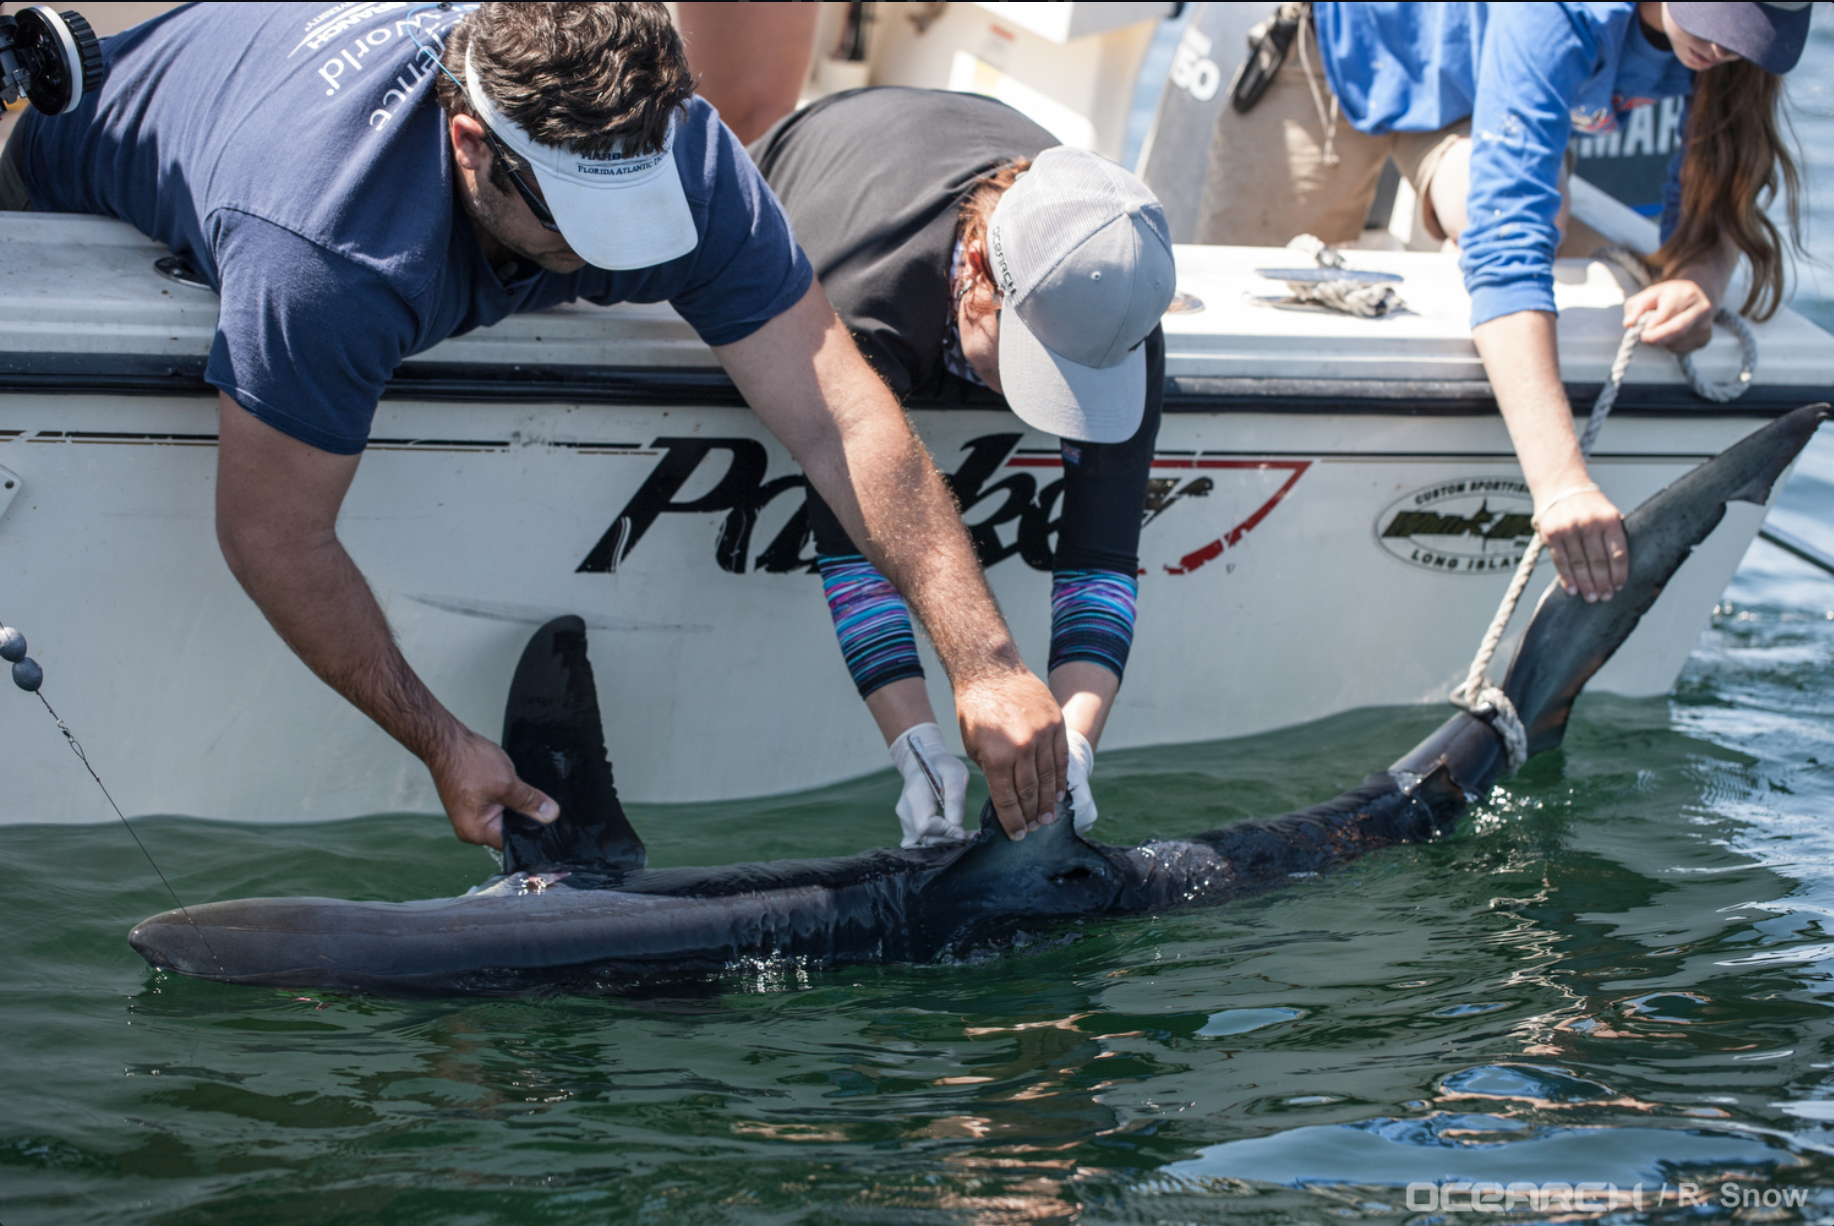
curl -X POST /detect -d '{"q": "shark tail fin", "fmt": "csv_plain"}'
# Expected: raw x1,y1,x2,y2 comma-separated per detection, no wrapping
1502,402,1830,756
500,616,647,875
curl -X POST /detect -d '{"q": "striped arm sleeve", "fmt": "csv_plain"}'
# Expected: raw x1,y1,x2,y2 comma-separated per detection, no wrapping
1048,568,1138,680
817,554,926,699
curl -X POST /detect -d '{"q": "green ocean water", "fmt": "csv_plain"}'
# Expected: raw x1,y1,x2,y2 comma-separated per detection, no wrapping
7,20,1834,1226
9,649,1834,1224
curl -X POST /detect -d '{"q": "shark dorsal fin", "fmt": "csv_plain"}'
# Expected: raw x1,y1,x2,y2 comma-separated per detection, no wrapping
500,616,647,875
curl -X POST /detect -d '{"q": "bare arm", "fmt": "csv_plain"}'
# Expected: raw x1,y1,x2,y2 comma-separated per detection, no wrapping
866,663,1116,748
214,394,556,848
1050,660,1119,748
1471,310,1627,603
713,281,1067,837
675,2,819,144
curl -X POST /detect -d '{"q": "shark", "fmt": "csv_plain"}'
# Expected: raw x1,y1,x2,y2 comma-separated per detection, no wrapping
129,403,1830,994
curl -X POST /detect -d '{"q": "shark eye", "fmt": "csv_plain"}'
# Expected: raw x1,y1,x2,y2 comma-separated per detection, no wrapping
1050,866,1096,885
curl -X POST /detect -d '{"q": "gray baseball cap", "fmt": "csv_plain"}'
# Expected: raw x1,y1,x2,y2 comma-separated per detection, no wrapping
988,147,1175,444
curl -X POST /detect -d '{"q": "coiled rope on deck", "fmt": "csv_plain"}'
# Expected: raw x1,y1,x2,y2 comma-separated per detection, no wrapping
1450,258,1758,773
1282,235,1405,317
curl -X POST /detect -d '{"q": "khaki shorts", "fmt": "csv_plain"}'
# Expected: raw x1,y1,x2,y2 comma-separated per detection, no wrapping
1194,16,1464,247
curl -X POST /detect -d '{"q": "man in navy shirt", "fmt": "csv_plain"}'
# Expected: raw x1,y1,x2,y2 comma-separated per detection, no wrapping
8,2,1067,846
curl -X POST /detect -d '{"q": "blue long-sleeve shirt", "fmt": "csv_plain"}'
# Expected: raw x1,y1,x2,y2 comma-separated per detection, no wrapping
1313,3,1694,327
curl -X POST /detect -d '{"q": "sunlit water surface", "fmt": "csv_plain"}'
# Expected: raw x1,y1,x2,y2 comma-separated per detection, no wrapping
5,25,1834,1226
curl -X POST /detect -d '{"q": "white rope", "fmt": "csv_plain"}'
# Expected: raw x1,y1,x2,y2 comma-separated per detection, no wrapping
1288,278,1403,317
1449,313,1648,774
1591,245,1756,403
1449,252,1764,772
1281,235,1405,317
1679,307,1758,403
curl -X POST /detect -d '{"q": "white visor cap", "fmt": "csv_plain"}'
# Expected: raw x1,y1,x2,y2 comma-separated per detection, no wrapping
989,147,1175,444
464,49,697,270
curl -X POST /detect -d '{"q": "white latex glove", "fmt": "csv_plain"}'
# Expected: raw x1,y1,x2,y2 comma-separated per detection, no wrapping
1066,727,1096,834
889,722,970,848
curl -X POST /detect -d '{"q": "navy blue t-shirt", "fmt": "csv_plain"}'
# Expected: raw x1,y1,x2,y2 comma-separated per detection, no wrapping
19,2,812,454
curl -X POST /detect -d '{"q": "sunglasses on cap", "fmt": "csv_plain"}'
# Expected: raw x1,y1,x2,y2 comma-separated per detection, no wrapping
406,4,562,234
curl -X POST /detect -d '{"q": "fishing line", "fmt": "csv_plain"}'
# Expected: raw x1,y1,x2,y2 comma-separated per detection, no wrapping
4,623,221,969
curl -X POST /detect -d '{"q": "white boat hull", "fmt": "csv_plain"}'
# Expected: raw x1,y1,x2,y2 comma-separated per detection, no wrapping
1,215,1826,823
0,391,1788,821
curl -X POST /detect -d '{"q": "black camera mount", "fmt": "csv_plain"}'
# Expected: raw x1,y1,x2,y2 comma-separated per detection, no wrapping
0,6,102,116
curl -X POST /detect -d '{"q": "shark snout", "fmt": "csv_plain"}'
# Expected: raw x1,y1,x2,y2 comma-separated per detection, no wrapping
129,911,220,976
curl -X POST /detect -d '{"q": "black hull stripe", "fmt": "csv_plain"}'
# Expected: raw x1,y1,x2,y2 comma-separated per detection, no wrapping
0,354,1822,417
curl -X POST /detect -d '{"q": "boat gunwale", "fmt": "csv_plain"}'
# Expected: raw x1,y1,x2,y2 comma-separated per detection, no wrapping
0,352,1822,417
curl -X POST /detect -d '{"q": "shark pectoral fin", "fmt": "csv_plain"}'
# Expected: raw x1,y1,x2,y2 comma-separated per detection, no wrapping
500,616,647,875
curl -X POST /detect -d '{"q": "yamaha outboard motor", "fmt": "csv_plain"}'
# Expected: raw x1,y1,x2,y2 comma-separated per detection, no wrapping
0,6,103,116
1135,2,1264,243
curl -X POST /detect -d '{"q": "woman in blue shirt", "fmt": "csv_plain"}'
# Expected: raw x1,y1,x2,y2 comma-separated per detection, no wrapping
1197,2,1809,604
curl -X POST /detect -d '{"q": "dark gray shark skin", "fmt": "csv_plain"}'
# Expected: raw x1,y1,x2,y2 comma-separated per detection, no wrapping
128,404,1831,994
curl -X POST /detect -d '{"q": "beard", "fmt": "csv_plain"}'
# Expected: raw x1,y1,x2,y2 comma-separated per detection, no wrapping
460,175,585,275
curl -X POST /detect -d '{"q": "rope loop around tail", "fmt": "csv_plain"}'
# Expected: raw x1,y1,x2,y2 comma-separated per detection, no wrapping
1447,311,1646,775
1448,254,1761,773
1449,679,1529,774
1447,535,1542,774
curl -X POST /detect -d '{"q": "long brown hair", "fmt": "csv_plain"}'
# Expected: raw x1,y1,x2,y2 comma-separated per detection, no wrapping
953,157,1032,314
1651,59,1803,321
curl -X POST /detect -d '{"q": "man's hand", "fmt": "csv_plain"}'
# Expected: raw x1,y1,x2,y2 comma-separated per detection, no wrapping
215,394,558,846
956,667,1067,839
429,727,559,850
1626,278,1716,353
1536,487,1628,602
713,282,1067,835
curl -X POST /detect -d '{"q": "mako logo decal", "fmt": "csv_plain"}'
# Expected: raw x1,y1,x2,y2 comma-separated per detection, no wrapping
1376,477,1535,574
